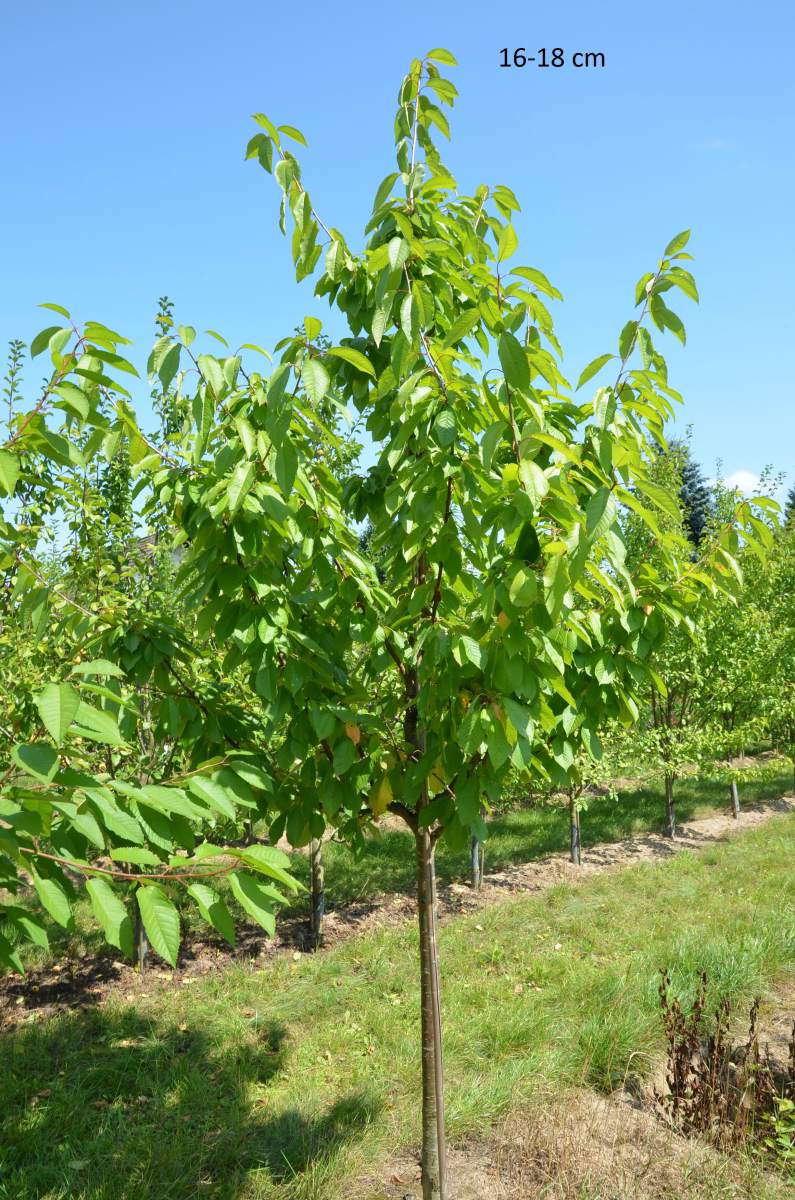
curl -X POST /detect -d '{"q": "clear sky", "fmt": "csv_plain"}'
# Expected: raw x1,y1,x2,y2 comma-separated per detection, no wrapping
2,0,792,493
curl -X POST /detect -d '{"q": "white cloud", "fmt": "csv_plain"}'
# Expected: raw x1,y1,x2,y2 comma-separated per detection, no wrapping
722,469,760,495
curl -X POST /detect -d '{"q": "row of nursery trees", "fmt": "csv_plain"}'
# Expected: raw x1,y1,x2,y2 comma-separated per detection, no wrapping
1,50,792,1200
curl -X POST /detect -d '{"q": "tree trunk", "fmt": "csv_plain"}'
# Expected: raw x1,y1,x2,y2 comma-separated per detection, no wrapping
730,778,740,819
309,837,325,949
134,908,149,973
415,829,447,1200
664,773,676,838
569,794,582,865
469,835,484,890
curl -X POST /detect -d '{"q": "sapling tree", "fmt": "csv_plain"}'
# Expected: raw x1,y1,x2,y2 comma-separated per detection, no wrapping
0,318,303,976
124,49,768,1199
1,49,769,1200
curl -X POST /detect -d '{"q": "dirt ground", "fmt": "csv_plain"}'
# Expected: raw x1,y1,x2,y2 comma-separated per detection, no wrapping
368,978,795,1200
368,1085,791,1200
1,793,793,1032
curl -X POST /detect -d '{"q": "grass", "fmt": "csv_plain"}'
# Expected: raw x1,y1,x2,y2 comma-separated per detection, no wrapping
1,811,793,1199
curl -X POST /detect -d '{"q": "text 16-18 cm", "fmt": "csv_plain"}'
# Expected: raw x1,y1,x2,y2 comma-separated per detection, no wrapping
499,48,606,69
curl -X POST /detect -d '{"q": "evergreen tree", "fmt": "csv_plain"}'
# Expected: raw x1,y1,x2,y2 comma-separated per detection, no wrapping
670,438,712,547
785,482,795,526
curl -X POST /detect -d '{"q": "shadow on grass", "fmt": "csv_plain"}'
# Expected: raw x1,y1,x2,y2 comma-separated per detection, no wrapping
288,769,794,910
0,1007,379,1199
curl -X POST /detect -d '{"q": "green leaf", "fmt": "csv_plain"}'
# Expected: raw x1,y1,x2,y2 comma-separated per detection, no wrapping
136,885,180,967
441,309,480,349
0,932,24,975
86,878,134,958
508,565,537,607
618,321,638,360
519,459,549,507
12,741,59,782
427,47,458,65
278,124,307,147
585,488,618,542
302,357,330,404
327,346,375,378
109,847,163,866
188,777,236,821
372,172,399,212
456,635,486,670
511,266,563,301
39,302,72,318
0,450,20,497
35,683,80,745
228,871,279,936
68,659,124,678
30,325,67,358
187,883,236,945
498,332,529,391
31,869,73,930
227,461,256,515
73,702,123,746
497,224,518,262
198,354,226,397
434,408,456,447
388,237,410,271
576,353,613,391
664,229,691,257
234,844,301,892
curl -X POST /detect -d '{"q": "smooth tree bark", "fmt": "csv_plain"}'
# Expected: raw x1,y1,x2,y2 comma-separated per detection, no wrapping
309,836,325,948
415,826,446,1200
665,773,677,838
569,792,582,865
730,778,741,819
134,909,149,973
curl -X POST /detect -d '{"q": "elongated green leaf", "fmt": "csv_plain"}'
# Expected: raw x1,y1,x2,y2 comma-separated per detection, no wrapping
586,488,618,542
228,871,279,936
73,702,123,745
187,883,236,945
302,357,330,404
35,683,80,745
427,47,458,65
69,659,124,678
86,878,134,958
576,353,613,391
30,325,67,358
188,777,236,820
31,869,73,929
136,885,180,967
498,332,529,391
234,844,301,892
227,461,256,515
497,224,518,262
12,741,59,782
0,450,20,496
327,347,375,377
109,846,163,866
664,229,691,257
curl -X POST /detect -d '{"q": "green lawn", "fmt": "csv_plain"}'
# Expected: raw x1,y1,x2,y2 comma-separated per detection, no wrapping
2,812,793,1199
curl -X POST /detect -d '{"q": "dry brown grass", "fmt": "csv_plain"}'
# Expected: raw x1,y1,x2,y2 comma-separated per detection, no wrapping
366,1088,789,1199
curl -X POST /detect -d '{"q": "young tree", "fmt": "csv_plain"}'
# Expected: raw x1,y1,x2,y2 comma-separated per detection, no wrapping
128,50,766,1199
1,50,768,1200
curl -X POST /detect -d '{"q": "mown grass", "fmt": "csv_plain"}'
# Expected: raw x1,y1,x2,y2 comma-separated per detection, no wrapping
2,813,793,1199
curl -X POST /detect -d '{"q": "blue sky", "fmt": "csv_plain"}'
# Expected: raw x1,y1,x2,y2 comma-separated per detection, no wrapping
2,0,792,493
